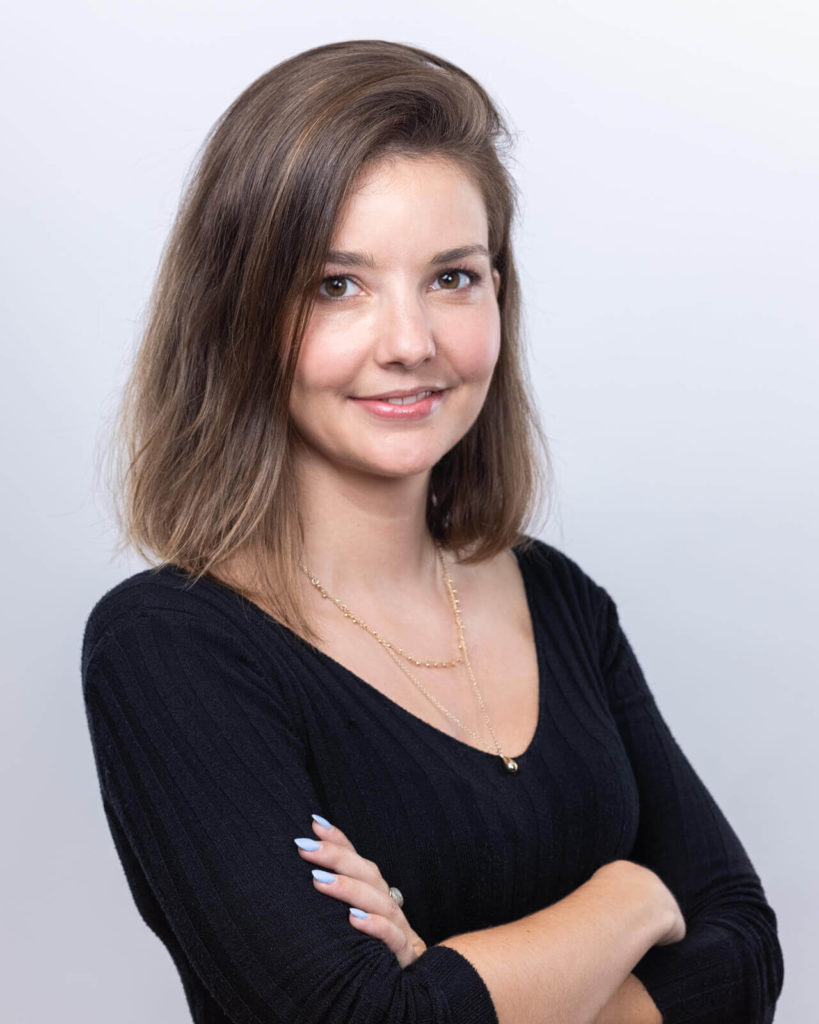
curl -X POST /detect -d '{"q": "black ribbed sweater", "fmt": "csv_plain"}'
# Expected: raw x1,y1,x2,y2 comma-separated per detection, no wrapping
80,537,783,1023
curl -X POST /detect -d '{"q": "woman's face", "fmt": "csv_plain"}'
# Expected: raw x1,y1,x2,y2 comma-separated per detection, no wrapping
289,154,502,483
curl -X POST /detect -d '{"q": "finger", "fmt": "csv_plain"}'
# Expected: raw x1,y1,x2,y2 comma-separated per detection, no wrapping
347,909,427,969
310,814,357,851
310,869,399,921
294,838,389,892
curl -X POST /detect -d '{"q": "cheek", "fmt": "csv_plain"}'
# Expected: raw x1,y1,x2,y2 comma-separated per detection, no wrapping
449,308,501,381
288,334,341,435
292,326,357,395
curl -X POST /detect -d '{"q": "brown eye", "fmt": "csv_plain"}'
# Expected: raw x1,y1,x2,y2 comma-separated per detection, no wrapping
437,270,462,290
319,276,351,299
433,268,480,292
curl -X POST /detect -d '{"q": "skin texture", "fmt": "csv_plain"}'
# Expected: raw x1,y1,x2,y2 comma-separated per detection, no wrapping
289,153,502,487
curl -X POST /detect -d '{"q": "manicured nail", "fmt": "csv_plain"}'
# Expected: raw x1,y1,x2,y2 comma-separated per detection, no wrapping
350,908,369,919
312,814,332,830
312,869,336,884
294,838,320,851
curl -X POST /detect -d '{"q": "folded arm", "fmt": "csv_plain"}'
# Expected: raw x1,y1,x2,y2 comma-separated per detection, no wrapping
437,858,675,1024
82,598,498,1024
593,585,784,1024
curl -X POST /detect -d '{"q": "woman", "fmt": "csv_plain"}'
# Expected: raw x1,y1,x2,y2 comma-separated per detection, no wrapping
82,39,783,1024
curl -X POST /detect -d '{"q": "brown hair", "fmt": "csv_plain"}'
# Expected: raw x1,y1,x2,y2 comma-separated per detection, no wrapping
106,39,554,644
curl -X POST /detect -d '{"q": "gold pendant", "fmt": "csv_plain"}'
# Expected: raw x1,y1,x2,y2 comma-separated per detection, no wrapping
501,755,519,773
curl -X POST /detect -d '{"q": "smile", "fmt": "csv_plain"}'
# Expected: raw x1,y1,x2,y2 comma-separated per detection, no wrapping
350,390,445,421
382,391,433,405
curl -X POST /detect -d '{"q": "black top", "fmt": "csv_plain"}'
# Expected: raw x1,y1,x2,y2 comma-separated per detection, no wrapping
80,536,783,1023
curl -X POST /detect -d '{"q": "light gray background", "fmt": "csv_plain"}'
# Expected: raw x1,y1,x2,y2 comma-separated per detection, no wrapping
3,1,816,1021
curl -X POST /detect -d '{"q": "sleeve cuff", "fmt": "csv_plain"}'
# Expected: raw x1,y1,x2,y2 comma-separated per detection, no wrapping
406,945,499,1024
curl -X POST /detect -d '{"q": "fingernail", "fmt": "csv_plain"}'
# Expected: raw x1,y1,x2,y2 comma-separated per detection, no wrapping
312,814,332,830
350,907,369,919
312,869,336,884
294,838,321,851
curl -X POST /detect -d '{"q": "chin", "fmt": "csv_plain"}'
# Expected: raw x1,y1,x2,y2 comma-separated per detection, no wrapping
346,447,444,480
360,459,438,480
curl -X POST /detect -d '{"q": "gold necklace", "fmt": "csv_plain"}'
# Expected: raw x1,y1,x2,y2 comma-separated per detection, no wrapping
298,542,520,774
298,549,464,669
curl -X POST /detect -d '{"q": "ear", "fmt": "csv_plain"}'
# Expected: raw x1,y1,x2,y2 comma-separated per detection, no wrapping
492,267,501,299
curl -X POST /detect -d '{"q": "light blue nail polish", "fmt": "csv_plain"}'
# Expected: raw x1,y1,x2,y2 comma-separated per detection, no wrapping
312,814,332,830
294,838,320,851
312,869,336,883
350,908,369,919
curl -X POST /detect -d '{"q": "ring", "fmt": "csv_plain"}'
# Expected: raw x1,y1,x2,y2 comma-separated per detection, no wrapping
388,886,404,908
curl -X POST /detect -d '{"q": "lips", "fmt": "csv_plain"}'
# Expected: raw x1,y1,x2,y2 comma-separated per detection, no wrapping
350,389,445,420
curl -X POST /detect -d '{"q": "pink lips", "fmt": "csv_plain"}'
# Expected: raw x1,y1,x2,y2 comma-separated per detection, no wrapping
350,390,444,421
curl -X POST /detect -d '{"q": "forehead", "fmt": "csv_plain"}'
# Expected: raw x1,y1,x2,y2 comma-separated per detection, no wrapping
332,155,488,245
352,153,480,194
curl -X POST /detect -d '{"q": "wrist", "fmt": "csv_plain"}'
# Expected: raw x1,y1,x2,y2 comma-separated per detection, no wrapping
590,860,670,949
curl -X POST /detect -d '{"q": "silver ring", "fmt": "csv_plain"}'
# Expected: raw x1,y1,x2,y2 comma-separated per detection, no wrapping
388,886,404,908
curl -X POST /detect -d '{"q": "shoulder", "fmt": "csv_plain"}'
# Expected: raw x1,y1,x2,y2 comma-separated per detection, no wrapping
513,534,613,611
80,564,276,681
512,536,637,696
80,567,310,795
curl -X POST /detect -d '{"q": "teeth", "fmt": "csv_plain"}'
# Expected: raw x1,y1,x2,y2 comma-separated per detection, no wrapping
384,391,432,405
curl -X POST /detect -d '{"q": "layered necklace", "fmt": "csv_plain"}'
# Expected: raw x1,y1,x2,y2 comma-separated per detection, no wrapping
298,541,520,773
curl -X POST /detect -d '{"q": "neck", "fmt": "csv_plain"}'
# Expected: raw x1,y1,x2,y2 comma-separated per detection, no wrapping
295,455,444,602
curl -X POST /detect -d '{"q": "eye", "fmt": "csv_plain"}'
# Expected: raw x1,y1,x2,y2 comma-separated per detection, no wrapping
318,275,363,300
317,266,483,301
432,267,482,292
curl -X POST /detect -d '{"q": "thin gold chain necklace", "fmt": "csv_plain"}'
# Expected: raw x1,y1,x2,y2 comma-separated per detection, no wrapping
297,549,464,669
298,542,520,774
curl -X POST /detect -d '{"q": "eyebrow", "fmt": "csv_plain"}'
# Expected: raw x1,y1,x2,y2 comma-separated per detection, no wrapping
324,244,491,269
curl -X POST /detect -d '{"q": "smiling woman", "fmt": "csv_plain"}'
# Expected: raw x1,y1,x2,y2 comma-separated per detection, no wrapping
102,40,544,646
82,38,782,1024
289,155,502,481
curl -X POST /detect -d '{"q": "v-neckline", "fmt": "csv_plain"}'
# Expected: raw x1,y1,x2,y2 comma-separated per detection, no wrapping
209,542,546,766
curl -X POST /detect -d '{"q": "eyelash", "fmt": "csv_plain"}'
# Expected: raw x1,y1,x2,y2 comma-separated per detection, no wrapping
317,266,483,301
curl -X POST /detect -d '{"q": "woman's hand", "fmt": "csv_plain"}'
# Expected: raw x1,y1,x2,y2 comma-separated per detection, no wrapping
294,816,428,968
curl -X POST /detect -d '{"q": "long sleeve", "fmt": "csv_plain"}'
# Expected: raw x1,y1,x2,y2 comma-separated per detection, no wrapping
81,589,498,1024
596,587,784,1023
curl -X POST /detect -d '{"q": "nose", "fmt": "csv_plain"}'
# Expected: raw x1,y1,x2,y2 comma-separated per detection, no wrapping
372,290,436,369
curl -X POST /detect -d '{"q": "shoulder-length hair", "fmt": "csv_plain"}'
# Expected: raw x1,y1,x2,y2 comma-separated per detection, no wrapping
108,39,553,645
